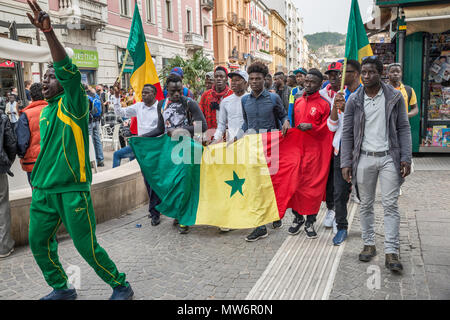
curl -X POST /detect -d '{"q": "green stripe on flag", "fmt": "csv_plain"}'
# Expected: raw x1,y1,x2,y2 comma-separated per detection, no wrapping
345,0,373,62
127,3,147,72
129,135,203,226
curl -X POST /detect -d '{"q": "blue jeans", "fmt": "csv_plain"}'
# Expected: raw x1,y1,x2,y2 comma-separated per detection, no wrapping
112,146,135,168
89,120,104,163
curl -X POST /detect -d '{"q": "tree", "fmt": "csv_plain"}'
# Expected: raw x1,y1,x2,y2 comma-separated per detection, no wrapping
160,50,214,99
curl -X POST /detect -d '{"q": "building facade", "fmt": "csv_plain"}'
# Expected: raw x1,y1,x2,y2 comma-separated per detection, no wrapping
268,9,286,74
248,0,272,66
0,0,214,90
285,0,303,71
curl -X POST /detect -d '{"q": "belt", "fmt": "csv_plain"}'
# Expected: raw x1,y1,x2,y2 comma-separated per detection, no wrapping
361,150,389,157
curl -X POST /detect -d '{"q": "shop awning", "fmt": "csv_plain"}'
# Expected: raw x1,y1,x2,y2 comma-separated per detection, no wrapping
404,4,450,35
365,7,397,37
0,37,51,63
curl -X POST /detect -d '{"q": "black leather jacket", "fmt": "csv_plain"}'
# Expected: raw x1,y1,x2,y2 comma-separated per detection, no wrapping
0,109,17,176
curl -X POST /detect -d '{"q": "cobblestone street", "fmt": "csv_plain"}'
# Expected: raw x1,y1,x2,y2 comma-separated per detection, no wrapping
1,158,449,300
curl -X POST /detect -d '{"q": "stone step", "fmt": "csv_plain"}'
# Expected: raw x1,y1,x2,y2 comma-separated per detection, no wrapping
246,202,358,300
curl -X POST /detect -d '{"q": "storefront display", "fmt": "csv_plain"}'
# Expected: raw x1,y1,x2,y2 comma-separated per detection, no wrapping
370,42,396,82
421,31,450,150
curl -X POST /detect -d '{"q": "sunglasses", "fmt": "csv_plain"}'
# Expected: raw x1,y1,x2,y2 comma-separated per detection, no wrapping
362,55,378,62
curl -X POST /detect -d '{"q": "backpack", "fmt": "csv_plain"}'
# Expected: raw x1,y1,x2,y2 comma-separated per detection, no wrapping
241,92,282,130
89,94,102,118
163,87,190,98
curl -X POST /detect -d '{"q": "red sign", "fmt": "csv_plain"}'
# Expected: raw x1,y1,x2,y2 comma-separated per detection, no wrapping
0,60,15,68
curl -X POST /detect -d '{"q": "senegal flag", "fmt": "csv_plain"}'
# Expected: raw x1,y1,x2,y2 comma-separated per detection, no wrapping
127,3,164,101
129,131,306,229
345,0,373,62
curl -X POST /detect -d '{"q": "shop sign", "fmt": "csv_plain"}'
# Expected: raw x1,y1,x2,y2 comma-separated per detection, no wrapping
72,49,99,69
0,60,15,68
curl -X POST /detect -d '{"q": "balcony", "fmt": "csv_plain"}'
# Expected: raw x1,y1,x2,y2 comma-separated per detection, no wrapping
251,50,273,64
200,0,214,11
58,0,108,29
236,18,246,31
184,33,204,50
227,12,238,26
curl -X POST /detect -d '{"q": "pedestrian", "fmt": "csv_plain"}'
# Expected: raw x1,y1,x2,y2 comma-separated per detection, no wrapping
241,62,291,242
287,69,334,239
288,67,308,126
24,80,32,103
5,93,19,131
199,66,233,136
341,56,412,272
264,73,273,91
163,67,195,99
15,82,48,187
286,74,296,88
211,70,248,144
86,86,105,167
327,59,362,246
320,62,344,231
273,71,291,112
0,98,16,259
112,83,162,226
387,63,419,119
142,73,207,234
25,0,133,300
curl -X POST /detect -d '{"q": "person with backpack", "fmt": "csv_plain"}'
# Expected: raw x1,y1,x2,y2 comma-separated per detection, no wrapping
241,62,291,242
141,73,207,234
87,86,104,167
163,67,195,99
387,63,419,119
15,83,48,187
0,100,16,259
112,83,162,226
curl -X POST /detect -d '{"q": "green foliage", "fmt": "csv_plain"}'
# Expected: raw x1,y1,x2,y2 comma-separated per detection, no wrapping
305,32,346,52
159,50,214,98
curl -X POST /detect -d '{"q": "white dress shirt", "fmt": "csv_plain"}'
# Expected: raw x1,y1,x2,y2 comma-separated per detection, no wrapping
112,96,159,136
213,93,245,141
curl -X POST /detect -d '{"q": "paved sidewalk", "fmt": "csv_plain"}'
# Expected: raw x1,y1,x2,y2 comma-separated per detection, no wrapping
1,157,449,300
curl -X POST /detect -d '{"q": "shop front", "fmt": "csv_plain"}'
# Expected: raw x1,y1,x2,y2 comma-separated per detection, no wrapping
0,60,16,97
376,0,450,153
71,48,99,86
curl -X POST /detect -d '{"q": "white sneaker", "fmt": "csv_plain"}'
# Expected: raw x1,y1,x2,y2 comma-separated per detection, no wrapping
332,219,338,234
323,209,335,228
399,187,403,196
0,248,14,258
220,228,230,232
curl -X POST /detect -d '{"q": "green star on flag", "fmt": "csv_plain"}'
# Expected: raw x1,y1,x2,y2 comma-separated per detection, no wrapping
225,171,245,197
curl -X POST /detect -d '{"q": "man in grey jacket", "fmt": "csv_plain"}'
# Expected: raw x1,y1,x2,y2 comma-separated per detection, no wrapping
340,56,412,273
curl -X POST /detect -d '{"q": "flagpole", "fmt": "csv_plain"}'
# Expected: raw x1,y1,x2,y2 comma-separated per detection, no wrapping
115,49,129,86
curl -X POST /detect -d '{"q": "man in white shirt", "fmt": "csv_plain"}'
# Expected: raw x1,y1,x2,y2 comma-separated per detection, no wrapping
5,94,18,131
112,84,162,226
211,70,248,143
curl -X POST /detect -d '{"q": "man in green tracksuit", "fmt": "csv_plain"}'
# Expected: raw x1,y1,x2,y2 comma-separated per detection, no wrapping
26,0,133,300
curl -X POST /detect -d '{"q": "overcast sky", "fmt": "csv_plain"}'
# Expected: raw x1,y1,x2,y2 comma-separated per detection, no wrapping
293,0,375,35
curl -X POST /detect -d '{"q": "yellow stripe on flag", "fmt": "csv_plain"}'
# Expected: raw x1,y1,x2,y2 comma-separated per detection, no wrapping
195,134,279,229
357,44,374,63
129,43,159,102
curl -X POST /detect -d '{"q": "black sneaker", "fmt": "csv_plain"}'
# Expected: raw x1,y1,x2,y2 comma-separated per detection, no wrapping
178,224,189,234
288,216,305,235
173,219,179,226
305,222,318,239
151,215,160,226
245,227,268,242
272,220,283,229
97,161,105,167
109,282,134,300
40,287,77,300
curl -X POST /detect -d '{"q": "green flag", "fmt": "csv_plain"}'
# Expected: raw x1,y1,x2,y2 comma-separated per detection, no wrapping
345,0,373,62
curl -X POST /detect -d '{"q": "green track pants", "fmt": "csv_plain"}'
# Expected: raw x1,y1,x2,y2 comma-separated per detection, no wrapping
29,189,127,290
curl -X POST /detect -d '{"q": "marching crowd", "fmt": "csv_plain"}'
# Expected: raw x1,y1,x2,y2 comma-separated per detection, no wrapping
0,0,415,301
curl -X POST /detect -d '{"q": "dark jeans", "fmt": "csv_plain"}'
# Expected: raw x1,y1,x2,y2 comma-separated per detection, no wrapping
143,175,161,218
326,157,334,210
26,172,32,188
333,152,352,230
292,210,317,224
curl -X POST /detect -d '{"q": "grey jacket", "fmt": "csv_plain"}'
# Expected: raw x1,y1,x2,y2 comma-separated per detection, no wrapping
0,110,17,176
340,82,412,182
275,85,291,112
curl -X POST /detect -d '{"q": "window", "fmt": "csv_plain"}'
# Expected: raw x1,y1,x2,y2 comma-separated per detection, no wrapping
166,0,173,30
120,0,131,17
146,0,155,23
187,9,192,33
204,26,208,41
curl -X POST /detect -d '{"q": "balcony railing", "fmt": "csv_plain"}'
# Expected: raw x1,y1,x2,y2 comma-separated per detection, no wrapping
236,18,246,31
200,0,214,11
227,12,238,26
185,33,204,49
58,0,107,28
251,50,273,64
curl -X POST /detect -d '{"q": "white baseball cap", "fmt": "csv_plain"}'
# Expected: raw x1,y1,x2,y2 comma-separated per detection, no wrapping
228,70,249,82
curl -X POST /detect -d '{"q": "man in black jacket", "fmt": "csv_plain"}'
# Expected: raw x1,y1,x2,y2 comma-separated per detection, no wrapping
0,103,17,258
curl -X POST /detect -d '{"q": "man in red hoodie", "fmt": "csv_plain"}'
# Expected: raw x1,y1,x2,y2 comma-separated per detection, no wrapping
16,82,48,187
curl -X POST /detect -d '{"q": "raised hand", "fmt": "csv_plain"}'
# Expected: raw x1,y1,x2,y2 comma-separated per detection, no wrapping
26,0,51,32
